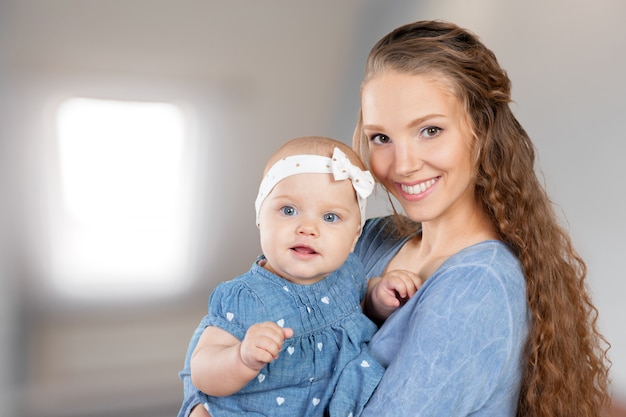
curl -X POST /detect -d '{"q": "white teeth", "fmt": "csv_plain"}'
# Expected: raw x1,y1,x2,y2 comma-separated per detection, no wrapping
401,179,436,195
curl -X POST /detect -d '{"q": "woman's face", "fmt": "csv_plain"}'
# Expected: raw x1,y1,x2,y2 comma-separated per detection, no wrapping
361,71,477,225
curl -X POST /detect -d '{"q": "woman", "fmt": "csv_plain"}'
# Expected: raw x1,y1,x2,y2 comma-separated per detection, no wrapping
181,20,610,417
353,20,610,416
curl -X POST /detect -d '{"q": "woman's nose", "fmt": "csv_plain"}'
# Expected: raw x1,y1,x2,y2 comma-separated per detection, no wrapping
394,143,423,176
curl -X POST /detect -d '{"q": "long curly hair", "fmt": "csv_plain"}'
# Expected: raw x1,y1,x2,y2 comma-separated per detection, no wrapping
353,20,611,417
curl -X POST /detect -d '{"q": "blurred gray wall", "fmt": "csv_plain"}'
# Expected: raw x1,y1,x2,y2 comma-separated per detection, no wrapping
1,0,625,416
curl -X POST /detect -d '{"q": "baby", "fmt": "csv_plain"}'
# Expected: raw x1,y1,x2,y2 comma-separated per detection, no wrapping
188,136,421,416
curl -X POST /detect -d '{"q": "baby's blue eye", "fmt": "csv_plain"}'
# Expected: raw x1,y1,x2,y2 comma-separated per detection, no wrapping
281,206,297,216
323,213,339,223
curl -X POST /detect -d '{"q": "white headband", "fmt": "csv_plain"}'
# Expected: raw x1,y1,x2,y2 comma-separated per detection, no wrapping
255,147,375,226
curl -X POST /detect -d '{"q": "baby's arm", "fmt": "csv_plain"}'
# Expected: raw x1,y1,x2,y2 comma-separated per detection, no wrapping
190,322,293,396
189,404,210,417
364,270,422,322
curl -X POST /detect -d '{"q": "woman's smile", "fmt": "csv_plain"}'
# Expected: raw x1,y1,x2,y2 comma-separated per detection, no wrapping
399,177,439,196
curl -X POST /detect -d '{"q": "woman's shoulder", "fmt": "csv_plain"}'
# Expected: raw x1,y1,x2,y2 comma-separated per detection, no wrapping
409,241,528,341
359,216,411,249
355,216,413,277
444,240,520,273
361,215,392,236
361,215,414,235
430,240,526,301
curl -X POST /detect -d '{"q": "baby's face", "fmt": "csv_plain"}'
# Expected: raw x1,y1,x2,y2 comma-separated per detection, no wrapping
257,172,361,285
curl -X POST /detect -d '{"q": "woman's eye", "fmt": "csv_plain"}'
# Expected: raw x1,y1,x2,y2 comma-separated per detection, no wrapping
421,126,442,139
369,133,391,144
280,206,297,216
323,213,339,223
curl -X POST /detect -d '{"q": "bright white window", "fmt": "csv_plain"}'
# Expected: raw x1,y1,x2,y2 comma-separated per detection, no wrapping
52,97,192,300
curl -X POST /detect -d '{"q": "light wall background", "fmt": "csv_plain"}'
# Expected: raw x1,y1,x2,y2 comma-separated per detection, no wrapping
1,1,624,416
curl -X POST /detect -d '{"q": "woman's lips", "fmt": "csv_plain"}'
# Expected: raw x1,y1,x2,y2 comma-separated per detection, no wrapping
400,177,438,195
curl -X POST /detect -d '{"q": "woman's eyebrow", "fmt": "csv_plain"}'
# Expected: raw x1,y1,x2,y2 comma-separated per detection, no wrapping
363,114,446,131
408,114,446,128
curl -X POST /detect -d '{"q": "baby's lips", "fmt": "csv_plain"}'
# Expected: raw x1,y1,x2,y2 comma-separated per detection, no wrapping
291,245,317,254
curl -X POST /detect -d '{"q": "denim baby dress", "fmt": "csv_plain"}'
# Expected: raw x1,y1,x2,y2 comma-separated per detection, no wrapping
200,252,384,417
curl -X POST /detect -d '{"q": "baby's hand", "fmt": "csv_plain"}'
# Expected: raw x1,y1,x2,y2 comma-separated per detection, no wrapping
240,322,294,371
376,269,423,309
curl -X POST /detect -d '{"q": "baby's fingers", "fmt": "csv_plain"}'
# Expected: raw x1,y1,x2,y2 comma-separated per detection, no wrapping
384,270,423,299
378,288,402,308
241,322,288,369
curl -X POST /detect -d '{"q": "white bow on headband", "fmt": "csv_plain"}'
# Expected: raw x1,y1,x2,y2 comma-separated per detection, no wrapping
255,147,375,226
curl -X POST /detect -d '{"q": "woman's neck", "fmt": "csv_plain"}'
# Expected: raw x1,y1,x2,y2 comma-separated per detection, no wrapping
389,204,497,280
419,210,496,256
